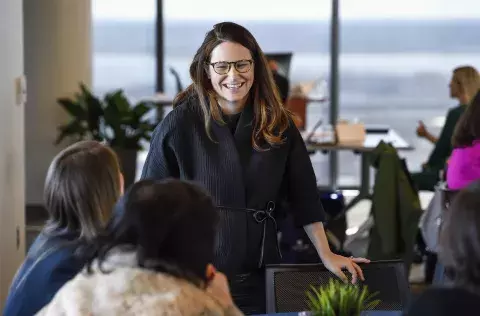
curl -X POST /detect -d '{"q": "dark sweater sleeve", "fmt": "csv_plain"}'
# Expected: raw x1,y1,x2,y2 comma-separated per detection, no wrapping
140,119,180,180
286,124,326,226
405,288,480,316
426,108,462,170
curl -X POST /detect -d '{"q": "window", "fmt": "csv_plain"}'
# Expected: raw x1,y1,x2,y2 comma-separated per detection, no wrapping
338,0,480,186
92,0,156,100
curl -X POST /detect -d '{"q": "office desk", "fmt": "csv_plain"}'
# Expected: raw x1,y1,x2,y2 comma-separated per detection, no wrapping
141,93,174,122
305,128,413,211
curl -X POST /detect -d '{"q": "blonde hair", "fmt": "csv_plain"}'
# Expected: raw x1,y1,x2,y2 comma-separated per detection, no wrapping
453,66,480,103
43,141,122,241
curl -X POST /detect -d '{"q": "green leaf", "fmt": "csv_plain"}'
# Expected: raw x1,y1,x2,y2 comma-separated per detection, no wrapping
55,119,87,144
55,83,156,149
109,90,130,113
305,279,382,316
132,102,151,118
57,98,86,119
365,299,381,311
307,291,321,310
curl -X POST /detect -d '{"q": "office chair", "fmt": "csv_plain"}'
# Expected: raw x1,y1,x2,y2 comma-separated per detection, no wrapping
431,183,459,285
265,52,293,78
169,66,183,94
441,185,458,211
265,260,410,313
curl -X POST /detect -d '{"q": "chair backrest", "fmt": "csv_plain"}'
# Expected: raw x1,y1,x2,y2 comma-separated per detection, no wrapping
437,182,460,230
442,187,459,210
168,66,183,93
265,260,409,313
432,182,459,285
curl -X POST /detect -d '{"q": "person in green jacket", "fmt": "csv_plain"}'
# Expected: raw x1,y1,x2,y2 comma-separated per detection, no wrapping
413,66,480,191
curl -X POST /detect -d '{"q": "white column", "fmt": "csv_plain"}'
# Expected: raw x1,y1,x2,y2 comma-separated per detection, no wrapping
24,0,92,204
0,0,26,307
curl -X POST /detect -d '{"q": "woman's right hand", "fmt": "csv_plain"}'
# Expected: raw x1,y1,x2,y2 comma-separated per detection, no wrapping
206,269,235,310
416,120,428,138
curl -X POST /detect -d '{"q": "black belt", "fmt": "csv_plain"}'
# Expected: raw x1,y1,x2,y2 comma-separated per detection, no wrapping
217,201,282,268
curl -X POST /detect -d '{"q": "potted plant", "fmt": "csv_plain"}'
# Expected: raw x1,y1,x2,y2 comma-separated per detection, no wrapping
55,83,157,188
306,279,381,316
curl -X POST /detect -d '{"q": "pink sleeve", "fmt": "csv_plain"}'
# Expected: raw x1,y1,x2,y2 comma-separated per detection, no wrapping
447,144,480,190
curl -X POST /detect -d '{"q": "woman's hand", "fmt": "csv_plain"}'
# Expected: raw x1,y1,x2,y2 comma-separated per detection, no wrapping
416,121,438,144
303,222,370,284
321,252,370,284
416,121,428,138
206,268,235,310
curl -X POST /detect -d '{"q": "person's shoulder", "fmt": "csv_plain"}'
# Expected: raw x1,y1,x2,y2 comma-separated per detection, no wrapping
417,286,474,297
448,104,466,117
153,96,202,137
84,268,231,315
27,234,81,271
35,245,83,284
161,97,198,128
285,116,303,138
5,237,82,310
407,287,480,316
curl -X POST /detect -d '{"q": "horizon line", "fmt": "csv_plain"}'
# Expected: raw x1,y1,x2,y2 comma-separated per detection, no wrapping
92,17,480,23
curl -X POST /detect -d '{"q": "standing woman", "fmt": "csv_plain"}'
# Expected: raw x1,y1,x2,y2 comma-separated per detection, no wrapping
141,22,368,314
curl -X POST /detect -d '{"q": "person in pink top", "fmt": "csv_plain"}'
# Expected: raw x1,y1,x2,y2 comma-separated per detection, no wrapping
448,90,480,190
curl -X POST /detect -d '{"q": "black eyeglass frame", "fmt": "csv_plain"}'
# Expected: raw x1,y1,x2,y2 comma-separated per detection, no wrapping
206,59,254,75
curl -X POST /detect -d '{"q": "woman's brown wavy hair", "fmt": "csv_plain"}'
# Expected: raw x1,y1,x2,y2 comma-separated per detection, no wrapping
173,21,293,150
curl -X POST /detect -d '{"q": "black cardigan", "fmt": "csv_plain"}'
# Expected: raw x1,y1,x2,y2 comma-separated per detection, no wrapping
141,96,325,275
406,287,480,316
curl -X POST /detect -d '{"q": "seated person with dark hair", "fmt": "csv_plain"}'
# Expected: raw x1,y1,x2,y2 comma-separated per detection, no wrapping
406,180,480,316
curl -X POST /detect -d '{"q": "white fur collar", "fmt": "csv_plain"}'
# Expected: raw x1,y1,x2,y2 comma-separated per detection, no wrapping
36,247,244,316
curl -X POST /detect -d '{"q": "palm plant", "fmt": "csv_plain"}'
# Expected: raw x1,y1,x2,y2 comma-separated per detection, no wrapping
55,83,157,187
55,83,155,149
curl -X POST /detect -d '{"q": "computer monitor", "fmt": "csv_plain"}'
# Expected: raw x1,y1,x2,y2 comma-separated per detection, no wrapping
265,52,293,78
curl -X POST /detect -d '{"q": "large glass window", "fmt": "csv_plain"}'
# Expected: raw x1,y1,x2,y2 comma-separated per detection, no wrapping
91,0,156,99
338,0,480,186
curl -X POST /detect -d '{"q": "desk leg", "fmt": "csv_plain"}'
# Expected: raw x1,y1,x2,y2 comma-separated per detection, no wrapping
344,152,372,211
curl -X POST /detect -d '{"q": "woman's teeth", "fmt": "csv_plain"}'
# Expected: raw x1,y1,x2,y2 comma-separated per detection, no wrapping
224,83,244,89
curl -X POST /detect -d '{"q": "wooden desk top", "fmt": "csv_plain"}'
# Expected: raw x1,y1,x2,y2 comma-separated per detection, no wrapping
305,129,413,152
141,93,174,105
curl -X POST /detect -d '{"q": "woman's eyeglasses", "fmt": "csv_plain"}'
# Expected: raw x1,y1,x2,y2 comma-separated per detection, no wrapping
207,59,253,75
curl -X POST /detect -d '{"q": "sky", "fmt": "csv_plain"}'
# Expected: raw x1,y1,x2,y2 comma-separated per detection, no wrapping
93,0,480,21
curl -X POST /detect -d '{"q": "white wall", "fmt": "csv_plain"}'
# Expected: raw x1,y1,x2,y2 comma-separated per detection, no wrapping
0,0,26,308
24,0,92,204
